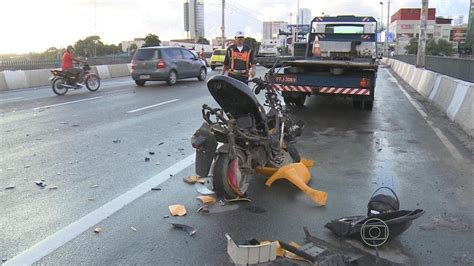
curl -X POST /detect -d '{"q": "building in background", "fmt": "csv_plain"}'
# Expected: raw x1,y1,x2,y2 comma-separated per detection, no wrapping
184,0,205,39
389,8,453,54
450,25,468,51
121,38,145,53
262,21,288,39
447,15,464,26
297,8,312,25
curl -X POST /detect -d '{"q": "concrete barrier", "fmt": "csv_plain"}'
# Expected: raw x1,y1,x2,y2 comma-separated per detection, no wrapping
0,72,8,91
409,68,424,89
384,58,474,137
24,69,51,88
4,71,28,90
453,84,474,137
108,64,130,78
95,65,111,79
417,70,438,98
431,76,458,111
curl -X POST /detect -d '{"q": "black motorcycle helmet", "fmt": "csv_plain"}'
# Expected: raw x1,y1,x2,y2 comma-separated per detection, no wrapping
367,187,400,215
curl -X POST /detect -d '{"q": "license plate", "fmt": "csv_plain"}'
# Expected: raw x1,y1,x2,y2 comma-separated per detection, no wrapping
275,75,297,83
139,75,151,79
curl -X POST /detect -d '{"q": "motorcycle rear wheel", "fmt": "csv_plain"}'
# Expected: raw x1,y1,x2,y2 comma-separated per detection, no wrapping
52,77,68,95
212,153,248,199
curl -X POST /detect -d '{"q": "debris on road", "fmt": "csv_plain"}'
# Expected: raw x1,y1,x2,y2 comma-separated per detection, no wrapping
48,186,58,190
149,151,155,155
194,177,215,195
94,227,102,234
224,197,251,203
91,185,99,188
170,223,196,236
112,139,121,144
226,233,277,264
151,187,161,191
130,226,138,232
5,186,15,190
155,162,160,165
24,165,31,168
7,167,13,171
196,195,216,205
88,198,95,201
72,124,80,127
178,148,184,151
163,215,170,219
169,204,187,216
183,175,206,184
256,160,328,206
158,142,164,146
144,157,150,162
196,205,210,214
34,180,47,188
57,172,61,176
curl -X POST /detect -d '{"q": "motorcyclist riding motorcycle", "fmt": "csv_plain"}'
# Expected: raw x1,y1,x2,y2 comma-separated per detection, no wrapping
61,45,85,85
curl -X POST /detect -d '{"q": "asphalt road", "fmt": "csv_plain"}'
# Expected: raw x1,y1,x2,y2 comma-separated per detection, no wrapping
1,66,472,265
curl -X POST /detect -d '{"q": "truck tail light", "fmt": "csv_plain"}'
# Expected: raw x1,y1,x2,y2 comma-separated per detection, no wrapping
359,78,370,88
156,60,166,69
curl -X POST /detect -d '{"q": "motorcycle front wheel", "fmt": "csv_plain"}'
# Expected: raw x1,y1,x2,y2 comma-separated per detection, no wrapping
85,74,100,91
212,153,249,199
52,77,68,95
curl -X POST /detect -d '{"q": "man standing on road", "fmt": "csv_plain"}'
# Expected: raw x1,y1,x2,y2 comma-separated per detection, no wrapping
221,31,256,84
61,45,85,85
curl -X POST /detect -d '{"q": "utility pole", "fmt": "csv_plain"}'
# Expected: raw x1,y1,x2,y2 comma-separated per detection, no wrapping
417,0,429,68
221,0,225,48
385,0,390,56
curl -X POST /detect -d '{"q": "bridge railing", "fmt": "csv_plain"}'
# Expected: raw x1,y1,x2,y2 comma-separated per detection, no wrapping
0,55,133,72
394,55,474,82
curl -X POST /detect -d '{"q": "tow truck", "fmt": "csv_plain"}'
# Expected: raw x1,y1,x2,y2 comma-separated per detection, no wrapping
260,15,379,110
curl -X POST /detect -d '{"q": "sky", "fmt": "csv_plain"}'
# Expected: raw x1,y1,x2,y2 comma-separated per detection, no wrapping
0,0,470,54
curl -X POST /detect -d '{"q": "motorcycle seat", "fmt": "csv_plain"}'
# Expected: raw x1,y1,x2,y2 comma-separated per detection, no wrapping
207,75,267,131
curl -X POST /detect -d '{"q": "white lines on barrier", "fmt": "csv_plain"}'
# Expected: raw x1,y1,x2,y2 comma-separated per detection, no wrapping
4,153,196,265
33,96,103,110
0,97,23,102
127,99,179,113
446,82,469,121
385,69,465,162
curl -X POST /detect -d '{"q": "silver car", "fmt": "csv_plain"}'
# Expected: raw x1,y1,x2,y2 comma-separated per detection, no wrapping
131,46,207,86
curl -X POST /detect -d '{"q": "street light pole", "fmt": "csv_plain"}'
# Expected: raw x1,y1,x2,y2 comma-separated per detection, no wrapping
416,0,429,68
221,0,225,48
385,0,390,56
379,2,384,33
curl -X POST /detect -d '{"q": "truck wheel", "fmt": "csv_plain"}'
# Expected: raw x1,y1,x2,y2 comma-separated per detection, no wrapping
353,100,362,109
363,100,373,110
211,65,216,70
283,96,293,105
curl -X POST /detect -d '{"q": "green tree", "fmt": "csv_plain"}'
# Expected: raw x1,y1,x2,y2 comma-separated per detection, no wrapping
434,39,455,56
405,38,418,54
197,37,210,45
244,37,258,51
74,35,104,57
143,34,161,47
129,43,138,54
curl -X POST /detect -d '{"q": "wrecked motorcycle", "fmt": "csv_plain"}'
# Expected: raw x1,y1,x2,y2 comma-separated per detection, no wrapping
191,70,304,199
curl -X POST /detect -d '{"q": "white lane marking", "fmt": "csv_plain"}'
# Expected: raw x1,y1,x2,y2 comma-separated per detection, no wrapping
4,153,196,265
33,96,103,110
0,97,23,102
386,69,464,161
446,82,469,121
127,99,179,113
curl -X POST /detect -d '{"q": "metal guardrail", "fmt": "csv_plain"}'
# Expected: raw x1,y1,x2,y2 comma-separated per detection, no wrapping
393,55,474,82
0,55,133,72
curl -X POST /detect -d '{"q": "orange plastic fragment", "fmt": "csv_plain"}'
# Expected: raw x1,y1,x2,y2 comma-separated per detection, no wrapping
183,175,206,184
196,196,216,205
169,204,187,216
